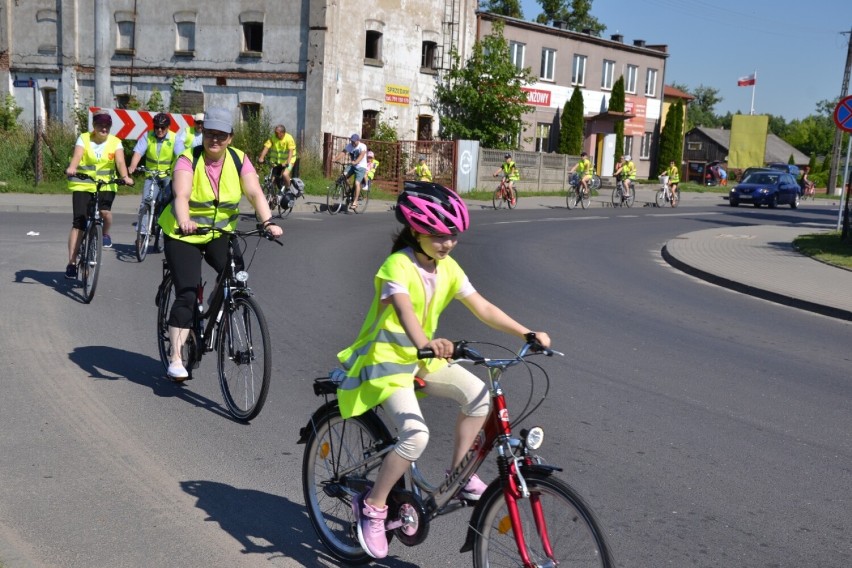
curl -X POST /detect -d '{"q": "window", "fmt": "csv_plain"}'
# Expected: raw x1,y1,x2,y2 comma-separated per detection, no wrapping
645,68,658,97
601,60,615,90
116,94,131,109
43,89,58,122
624,136,633,158
626,65,638,93
687,141,702,151
362,110,378,139
117,21,135,52
417,116,433,140
366,31,383,61
240,103,260,122
243,22,263,53
535,123,551,152
572,54,586,85
421,41,437,71
640,132,653,159
540,48,556,81
510,42,525,71
177,22,195,53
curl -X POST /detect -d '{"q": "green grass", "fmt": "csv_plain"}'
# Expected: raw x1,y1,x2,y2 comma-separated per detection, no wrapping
793,231,852,270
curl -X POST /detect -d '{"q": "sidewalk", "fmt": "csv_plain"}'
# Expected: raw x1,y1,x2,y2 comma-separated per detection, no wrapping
3,191,849,321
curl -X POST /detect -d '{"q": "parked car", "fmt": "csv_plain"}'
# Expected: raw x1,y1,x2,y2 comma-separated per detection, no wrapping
729,170,801,208
767,163,801,178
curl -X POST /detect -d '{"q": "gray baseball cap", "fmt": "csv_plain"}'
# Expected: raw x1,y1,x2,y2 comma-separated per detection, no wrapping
203,107,233,133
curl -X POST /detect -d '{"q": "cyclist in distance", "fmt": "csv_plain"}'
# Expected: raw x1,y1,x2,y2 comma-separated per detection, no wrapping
332,133,368,211
128,112,184,233
182,113,204,149
157,107,283,381
335,182,551,559
64,109,134,278
493,152,520,204
664,159,680,195
614,154,636,199
408,154,433,182
364,150,380,191
569,151,593,197
258,124,298,191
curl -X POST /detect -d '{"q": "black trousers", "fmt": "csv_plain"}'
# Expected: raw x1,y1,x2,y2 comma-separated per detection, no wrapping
163,235,230,328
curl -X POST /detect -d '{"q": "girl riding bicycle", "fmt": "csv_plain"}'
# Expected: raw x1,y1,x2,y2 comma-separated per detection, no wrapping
335,181,550,559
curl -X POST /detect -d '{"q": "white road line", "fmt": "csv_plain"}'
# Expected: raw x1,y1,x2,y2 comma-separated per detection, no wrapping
646,212,722,217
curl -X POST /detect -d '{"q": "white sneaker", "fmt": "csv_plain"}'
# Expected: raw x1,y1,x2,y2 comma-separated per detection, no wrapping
167,361,189,381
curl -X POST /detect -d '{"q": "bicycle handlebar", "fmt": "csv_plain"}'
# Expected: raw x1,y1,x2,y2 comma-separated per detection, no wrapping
134,166,169,178
178,225,284,246
70,173,128,187
416,334,559,362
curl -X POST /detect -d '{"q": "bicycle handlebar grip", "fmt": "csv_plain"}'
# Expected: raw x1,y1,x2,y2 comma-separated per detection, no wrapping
416,347,435,359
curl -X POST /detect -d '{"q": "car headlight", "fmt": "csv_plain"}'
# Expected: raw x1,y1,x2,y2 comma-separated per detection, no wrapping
758,188,769,194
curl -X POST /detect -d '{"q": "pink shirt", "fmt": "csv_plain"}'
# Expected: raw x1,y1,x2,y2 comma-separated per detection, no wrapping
175,153,257,196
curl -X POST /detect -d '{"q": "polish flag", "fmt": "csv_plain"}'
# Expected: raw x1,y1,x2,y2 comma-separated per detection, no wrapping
737,74,756,87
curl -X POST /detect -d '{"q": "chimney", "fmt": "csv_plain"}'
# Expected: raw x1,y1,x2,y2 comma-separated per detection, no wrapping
582,28,592,35
633,39,646,47
553,20,568,30
611,34,623,43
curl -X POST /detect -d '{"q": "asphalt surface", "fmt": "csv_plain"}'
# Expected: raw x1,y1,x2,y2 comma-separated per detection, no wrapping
2,188,848,322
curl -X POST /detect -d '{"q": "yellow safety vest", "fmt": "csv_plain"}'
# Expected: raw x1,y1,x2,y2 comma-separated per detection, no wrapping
144,131,178,173
415,163,432,182
264,133,297,165
183,127,198,149
577,158,591,174
367,159,380,180
623,160,636,180
158,147,245,244
666,165,680,184
336,251,467,419
502,160,520,181
67,133,123,193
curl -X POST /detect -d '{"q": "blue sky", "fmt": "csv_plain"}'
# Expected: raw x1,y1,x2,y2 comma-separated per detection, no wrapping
518,0,850,120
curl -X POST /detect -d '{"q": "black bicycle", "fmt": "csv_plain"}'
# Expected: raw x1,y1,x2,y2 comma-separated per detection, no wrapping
327,161,370,215
155,226,281,421
134,166,172,262
566,173,591,210
70,173,126,303
611,176,635,208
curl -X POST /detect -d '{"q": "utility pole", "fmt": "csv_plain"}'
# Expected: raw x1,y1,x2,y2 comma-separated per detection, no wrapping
93,0,112,107
827,27,852,195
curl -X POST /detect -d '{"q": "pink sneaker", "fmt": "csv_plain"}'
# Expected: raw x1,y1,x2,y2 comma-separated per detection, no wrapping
458,473,488,501
353,492,388,559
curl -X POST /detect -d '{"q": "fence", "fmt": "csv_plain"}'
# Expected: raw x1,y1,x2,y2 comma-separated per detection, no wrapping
476,148,580,193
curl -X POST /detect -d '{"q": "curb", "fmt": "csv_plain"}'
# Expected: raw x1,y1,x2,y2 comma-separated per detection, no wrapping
661,244,852,322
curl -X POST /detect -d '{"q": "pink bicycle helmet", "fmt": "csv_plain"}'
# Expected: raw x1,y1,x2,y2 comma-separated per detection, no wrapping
396,182,470,235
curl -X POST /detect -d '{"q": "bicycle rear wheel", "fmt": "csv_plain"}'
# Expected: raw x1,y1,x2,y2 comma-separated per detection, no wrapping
580,189,591,209
671,188,680,207
590,174,602,191
81,224,102,303
472,473,614,568
327,180,346,215
302,408,390,565
135,203,153,262
352,187,370,214
217,295,271,421
155,274,196,379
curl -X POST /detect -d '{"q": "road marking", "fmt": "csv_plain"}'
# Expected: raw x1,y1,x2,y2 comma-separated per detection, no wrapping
647,212,722,217
491,216,608,225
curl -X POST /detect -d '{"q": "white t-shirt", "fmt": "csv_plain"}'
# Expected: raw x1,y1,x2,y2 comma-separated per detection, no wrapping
76,135,110,160
345,142,368,169
381,249,475,306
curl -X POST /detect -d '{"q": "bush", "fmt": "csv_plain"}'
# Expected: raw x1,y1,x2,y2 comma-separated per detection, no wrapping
232,112,273,163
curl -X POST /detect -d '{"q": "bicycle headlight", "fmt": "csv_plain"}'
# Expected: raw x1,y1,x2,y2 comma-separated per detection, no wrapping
235,270,249,283
524,427,545,451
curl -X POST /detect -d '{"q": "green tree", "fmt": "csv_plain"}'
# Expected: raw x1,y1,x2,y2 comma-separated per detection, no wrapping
609,76,625,164
534,0,605,35
480,0,523,18
145,88,165,112
685,85,722,130
169,76,185,113
560,86,584,154
232,111,272,163
656,100,684,179
808,152,818,172
1,93,24,131
432,21,534,148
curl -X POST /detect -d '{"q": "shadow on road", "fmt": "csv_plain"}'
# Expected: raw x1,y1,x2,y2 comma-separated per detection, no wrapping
68,345,240,422
13,268,89,303
179,479,418,567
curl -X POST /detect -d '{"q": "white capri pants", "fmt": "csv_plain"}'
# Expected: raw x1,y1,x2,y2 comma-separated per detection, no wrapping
381,363,490,462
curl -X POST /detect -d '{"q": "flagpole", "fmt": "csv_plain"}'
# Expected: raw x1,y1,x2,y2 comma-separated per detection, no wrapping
750,70,756,115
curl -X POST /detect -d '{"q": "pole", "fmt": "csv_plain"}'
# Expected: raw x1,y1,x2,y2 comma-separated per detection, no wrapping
828,28,852,195
94,0,112,107
840,134,852,236
750,70,756,115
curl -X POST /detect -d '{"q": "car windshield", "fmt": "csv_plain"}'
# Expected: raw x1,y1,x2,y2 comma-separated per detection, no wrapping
743,173,778,185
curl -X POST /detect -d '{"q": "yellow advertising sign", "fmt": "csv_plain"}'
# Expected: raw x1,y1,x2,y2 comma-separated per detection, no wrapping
385,85,410,106
729,115,768,170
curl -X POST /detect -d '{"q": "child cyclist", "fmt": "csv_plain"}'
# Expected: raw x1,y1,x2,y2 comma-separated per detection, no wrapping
335,181,551,559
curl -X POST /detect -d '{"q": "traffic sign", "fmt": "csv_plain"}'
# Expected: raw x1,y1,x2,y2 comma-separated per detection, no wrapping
834,95,852,133
13,79,34,88
88,107,197,140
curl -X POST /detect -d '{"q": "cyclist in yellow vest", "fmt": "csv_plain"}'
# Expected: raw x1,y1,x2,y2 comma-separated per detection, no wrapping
569,151,593,196
407,154,432,182
336,182,551,559
664,160,680,193
64,109,134,278
182,113,204,149
128,113,184,233
614,154,636,198
157,107,283,380
493,152,520,204
258,124,298,191
364,150,380,191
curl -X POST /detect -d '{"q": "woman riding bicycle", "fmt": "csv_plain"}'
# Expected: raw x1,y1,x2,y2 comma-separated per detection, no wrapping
157,107,283,381
335,181,550,559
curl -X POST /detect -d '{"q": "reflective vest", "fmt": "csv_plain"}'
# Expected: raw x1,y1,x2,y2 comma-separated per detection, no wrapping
158,147,245,244
366,159,380,180
623,160,636,180
144,131,178,173
415,163,432,181
576,158,591,175
666,165,680,184
502,160,520,181
264,133,297,165
336,251,467,419
67,133,123,193
183,127,198,149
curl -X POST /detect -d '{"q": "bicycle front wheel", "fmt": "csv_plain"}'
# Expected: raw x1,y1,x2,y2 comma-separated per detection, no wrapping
655,189,666,208
625,186,635,208
610,187,621,207
135,203,153,262
217,295,271,421
327,180,346,215
493,187,507,210
302,408,390,565
566,188,578,210
507,186,517,209
81,224,103,303
472,473,614,568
